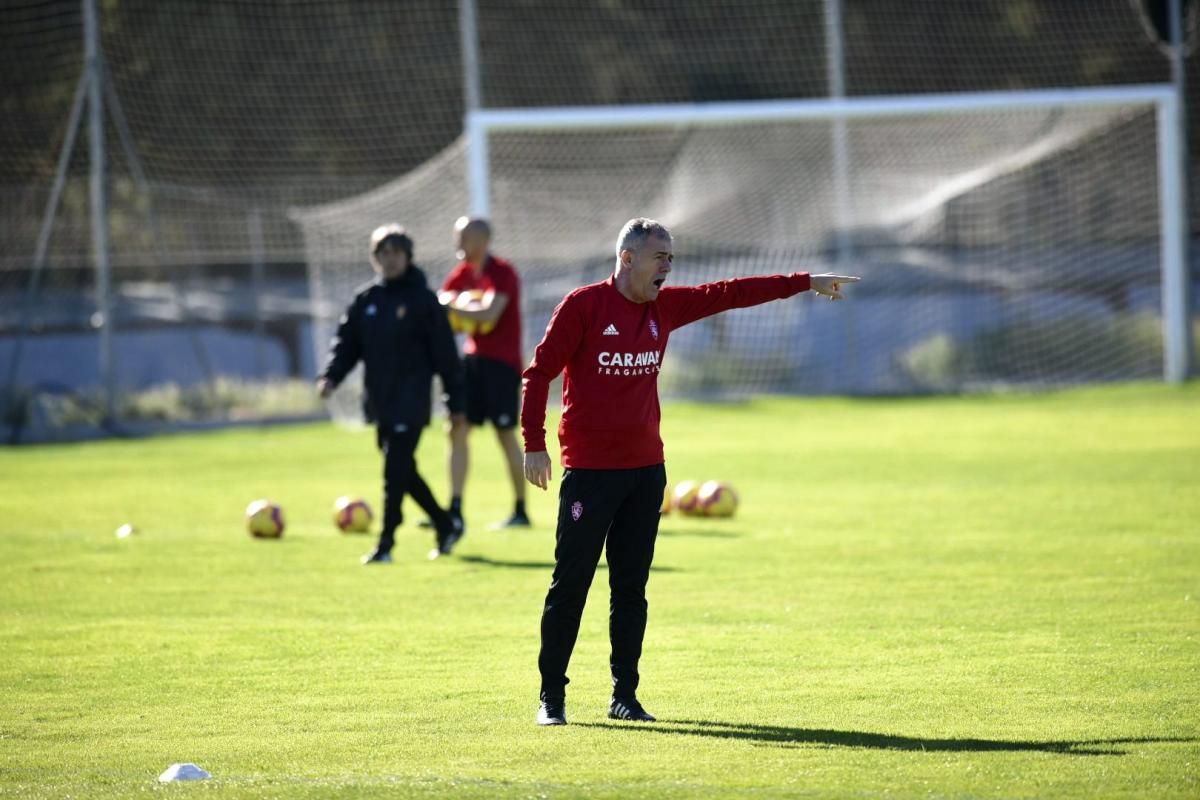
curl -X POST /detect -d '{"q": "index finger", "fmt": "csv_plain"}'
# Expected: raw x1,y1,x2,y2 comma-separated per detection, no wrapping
832,275,861,282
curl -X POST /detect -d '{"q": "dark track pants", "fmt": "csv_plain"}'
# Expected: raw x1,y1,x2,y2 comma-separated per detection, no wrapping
538,463,667,700
376,425,451,552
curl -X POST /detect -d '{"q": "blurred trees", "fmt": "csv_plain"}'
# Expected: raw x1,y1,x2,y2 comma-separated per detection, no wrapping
0,1,1191,200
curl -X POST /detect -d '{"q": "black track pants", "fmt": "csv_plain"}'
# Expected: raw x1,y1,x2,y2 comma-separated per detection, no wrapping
537,463,667,700
376,425,451,552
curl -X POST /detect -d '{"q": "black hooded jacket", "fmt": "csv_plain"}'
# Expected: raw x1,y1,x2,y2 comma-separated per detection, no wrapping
321,265,464,428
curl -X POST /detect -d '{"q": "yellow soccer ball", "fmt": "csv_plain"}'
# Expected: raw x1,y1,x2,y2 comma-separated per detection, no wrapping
452,311,478,335
697,480,739,518
440,291,476,334
672,480,702,516
452,289,496,335
446,309,476,334
660,484,672,515
333,495,373,533
246,499,285,538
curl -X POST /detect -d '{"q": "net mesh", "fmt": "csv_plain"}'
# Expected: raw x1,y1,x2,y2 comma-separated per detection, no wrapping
299,102,1164,405
1,0,1193,435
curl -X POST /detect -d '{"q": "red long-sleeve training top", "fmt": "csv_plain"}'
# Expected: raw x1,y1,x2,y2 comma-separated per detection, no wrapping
521,272,812,470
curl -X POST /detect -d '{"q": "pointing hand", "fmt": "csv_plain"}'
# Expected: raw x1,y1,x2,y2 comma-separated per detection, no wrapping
810,273,860,300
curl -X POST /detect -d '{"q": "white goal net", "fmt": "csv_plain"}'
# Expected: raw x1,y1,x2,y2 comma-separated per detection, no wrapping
297,87,1181,405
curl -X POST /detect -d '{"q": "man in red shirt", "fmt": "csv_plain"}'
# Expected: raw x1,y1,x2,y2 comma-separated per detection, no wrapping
438,217,529,532
522,218,858,726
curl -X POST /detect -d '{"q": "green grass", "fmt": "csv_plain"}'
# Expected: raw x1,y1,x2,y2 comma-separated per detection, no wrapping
1,383,1198,799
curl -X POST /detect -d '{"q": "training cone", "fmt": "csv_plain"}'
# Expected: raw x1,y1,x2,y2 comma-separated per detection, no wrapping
158,763,211,782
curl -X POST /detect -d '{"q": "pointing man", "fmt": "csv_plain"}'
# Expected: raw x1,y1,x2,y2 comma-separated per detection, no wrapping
521,217,858,725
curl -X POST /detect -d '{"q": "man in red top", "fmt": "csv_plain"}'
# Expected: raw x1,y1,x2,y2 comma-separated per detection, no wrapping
439,217,529,532
522,218,858,726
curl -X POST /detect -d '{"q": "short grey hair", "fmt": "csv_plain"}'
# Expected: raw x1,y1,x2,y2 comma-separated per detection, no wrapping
454,215,492,239
615,217,672,259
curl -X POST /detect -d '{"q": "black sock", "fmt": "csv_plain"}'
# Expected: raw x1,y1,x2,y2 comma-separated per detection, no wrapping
450,496,462,515
515,499,527,517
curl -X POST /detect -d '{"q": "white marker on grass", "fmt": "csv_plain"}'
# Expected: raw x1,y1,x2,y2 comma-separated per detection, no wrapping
158,763,210,782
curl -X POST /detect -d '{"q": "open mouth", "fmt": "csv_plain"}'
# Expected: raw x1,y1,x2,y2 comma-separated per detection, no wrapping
652,278,666,288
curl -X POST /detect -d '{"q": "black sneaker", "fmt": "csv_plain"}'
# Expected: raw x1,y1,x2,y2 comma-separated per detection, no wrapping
537,696,567,726
428,516,464,560
608,696,655,722
490,510,532,530
361,549,393,565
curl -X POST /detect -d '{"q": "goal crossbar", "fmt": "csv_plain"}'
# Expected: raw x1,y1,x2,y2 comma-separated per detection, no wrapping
466,84,1188,383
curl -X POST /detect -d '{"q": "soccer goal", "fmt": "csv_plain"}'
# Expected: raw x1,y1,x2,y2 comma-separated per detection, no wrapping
298,84,1187,406
463,84,1187,396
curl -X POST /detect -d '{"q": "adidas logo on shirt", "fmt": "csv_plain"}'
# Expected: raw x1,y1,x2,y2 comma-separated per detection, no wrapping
603,324,619,336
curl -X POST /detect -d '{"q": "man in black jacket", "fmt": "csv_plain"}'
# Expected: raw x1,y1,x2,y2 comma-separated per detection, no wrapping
317,224,467,563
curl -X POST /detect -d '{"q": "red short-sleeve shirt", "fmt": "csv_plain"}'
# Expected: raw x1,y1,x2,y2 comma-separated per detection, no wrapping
442,255,523,373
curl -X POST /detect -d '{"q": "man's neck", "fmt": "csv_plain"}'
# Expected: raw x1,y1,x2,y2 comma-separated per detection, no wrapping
613,269,642,304
466,253,488,274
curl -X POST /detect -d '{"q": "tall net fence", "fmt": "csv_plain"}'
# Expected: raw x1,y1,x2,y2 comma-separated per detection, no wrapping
2,0,1195,438
301,100,1167,402
1,1,463,439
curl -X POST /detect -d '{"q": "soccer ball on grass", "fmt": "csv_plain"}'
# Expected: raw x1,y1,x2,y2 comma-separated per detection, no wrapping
696,480,738,518
246,499,285,538
672,480,702,515
333,495,373,533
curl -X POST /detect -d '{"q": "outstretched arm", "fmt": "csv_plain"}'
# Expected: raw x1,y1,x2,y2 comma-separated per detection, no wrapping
662,271,860,329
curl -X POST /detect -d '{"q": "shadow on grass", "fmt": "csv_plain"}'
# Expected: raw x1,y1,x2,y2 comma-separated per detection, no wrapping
573,719,1195,756
457,554,679,573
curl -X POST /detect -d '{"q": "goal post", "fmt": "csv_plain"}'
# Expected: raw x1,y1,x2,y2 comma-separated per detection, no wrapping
466,83,1189,385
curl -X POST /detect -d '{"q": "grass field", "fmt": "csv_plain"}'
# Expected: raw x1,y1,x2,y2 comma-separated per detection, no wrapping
1,383,1197,799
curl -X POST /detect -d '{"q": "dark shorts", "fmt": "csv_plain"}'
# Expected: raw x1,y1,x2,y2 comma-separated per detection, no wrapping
464,355,520,429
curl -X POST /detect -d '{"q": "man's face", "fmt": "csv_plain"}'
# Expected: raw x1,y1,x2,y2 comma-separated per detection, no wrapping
621,234,673,303
374,243,409,280
455,227,488,264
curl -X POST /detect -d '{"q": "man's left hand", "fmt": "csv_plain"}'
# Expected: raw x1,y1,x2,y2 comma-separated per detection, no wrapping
810,273,860,300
